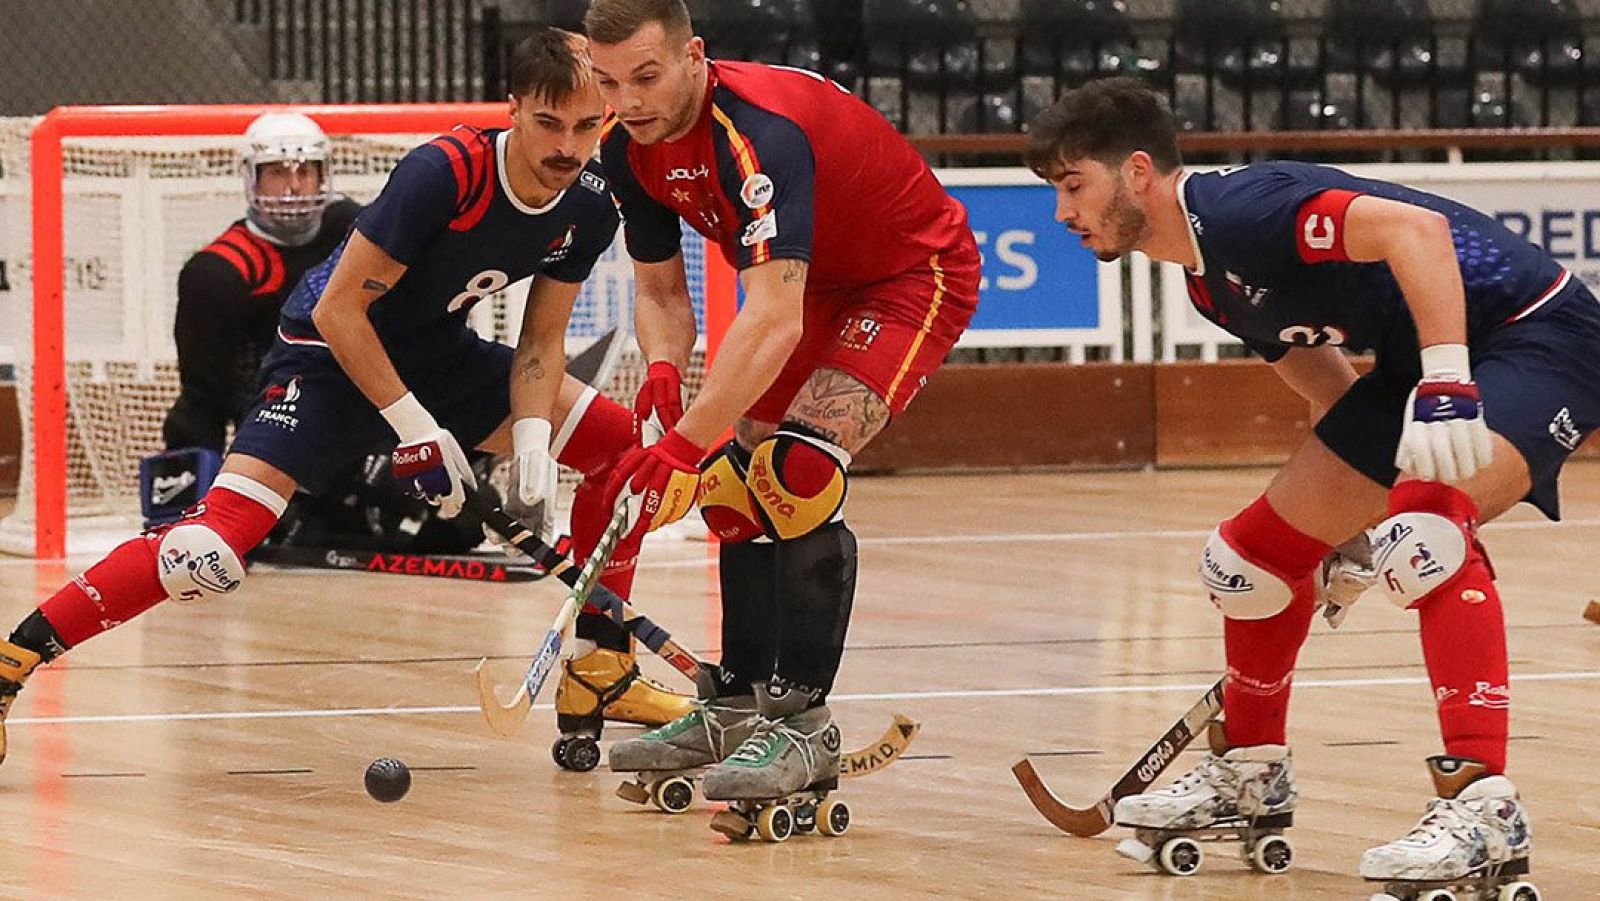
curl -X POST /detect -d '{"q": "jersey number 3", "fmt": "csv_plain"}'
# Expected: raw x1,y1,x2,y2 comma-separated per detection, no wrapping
448,269,510,313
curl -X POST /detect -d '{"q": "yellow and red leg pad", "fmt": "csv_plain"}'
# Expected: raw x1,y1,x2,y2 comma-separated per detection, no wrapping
747,427,849,541
698,440,769,543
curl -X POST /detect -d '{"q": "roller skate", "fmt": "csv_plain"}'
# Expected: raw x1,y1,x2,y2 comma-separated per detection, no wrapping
1362,756,1538,901
550,641,694,772
0,639,41,766
1113,722,1297,877
702,683,848,843
610,694,762,813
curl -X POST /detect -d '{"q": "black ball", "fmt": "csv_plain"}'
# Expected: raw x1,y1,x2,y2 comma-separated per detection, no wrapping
364,757,411,803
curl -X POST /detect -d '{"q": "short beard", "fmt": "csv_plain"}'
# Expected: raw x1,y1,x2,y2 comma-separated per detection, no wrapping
1095,176,1149,262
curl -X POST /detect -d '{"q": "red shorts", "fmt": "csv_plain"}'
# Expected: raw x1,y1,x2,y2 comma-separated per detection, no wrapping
744,240,980,424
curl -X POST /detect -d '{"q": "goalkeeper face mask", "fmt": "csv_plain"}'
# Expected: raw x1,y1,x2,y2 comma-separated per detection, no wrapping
241,112,332,245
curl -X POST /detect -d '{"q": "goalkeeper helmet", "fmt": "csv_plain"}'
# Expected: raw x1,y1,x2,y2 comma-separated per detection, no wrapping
241,112,331,244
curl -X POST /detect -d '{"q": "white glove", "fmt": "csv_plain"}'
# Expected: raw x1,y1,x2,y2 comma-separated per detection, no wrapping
512,417,560,509
383,392,475,519
1394,343,1494,484
1318,531,1377,629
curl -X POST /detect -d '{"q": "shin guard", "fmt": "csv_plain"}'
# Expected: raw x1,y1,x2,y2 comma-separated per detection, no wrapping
1388,481,1509,774
1217,496,1332,747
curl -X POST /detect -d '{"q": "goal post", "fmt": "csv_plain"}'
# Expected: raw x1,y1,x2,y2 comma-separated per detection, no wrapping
10,103,738,559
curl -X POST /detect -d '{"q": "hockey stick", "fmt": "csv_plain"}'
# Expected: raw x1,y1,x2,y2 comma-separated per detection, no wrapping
472,501,632,736
467,491,924,772
467,489,708,692
1012,678,1224,837
248,544,544,583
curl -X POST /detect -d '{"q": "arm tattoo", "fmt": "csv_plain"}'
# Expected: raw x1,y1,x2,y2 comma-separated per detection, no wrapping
361,277,391,293
781,260,807,285
516,355,546,381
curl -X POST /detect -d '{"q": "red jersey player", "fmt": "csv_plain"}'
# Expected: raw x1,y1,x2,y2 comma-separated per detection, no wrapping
584,0,980,815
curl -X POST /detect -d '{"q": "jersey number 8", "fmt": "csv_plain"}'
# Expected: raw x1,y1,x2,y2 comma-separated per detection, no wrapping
448,269,510,313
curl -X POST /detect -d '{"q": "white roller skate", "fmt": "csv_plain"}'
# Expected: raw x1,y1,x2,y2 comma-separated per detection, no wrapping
1113,723,1297,877
610,695,761,814
1362,756,1538,901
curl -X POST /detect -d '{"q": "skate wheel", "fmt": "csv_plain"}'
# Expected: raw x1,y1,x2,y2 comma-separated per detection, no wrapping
559,736,601,773
1156,836,1203,877
550,737,569,768
615,780,650,805
651,776,696,814
1499,885,1539,901
709,809,754,841
1418,890,1457,901
817,798,851,837
756,805,795,843
1248,834,1294,874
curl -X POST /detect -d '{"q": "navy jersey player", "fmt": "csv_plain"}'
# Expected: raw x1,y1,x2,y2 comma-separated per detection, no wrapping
0,29,688,770
1027,78,1598,892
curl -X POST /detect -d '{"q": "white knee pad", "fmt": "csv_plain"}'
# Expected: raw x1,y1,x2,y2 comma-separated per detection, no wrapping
156,524,246,604
1200,527,1294,620
1370,512,1468,609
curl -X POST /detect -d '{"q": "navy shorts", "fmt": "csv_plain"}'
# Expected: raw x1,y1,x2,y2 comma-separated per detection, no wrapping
229,331,513,494
1316,280,1600,520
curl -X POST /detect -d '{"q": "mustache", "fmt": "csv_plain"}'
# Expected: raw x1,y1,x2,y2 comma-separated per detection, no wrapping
541,155,582,170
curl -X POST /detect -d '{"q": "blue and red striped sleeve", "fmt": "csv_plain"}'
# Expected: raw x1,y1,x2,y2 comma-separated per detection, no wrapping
353,140,461,265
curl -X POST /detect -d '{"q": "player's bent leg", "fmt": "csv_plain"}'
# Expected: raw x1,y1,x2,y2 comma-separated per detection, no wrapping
607,433,777,777
0,456,291,766
549,384,691,745
1375,479,1511,774
700,436,780,700
1207,494,1333,749
702,423,856,802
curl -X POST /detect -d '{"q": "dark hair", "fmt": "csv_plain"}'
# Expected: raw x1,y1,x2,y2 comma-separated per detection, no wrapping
1024,77,1181,180
584,0,692,45
507,27,591,102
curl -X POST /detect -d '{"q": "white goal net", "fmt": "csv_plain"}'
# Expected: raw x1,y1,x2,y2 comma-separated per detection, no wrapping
0,108,721,557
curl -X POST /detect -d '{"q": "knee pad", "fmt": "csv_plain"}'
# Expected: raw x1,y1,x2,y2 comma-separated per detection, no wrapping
156,523,246,604
747,425,850,540
698,440,768,543
1371,512,1470,609
1200,526,1295,620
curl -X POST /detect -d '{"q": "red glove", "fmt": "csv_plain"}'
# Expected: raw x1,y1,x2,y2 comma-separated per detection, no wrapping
634,361,685,441
604,428,706,540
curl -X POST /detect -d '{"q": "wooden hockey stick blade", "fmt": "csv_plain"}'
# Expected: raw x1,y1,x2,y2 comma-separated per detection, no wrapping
1012,759,1114,837
1013,679,1225,837
840,713,922,778
473,657,533,737
473,508,625,737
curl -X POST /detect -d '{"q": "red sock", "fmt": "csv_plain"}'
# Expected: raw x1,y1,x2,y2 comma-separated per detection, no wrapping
38,482,282,649
555,389,642,605
1390,481,1509,774
1220,495,1332,748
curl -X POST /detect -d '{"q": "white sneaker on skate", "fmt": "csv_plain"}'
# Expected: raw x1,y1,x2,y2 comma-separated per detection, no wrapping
1360,771,1531,883
1113,744,1297,830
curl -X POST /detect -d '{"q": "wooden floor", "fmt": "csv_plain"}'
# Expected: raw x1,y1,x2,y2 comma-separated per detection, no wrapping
2,463,1599,899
